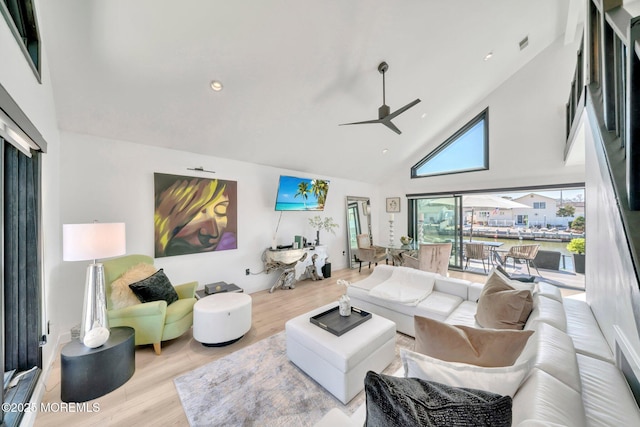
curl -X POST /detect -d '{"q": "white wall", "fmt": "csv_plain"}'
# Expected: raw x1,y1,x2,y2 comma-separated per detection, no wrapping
56,132,379,336
584,114,640,375
0,10,62,377
379,36,585,240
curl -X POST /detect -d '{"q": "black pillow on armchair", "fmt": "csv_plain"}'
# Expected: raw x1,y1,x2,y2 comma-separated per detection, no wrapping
364,371,512,427
129,268,179,305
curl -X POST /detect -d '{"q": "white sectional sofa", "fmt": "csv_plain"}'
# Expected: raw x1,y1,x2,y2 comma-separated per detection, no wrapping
314,265,640,426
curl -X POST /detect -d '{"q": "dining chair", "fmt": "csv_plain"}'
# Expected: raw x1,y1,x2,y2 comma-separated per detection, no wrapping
402,242,452,276
354,234,387,272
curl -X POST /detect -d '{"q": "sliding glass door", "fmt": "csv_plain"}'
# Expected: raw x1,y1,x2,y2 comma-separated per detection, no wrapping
408,195,463,269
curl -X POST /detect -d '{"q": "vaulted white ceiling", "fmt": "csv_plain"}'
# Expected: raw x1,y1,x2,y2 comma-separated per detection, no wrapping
37,0,576,183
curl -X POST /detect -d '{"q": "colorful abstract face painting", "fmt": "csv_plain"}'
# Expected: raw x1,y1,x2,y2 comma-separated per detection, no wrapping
154,173,238,257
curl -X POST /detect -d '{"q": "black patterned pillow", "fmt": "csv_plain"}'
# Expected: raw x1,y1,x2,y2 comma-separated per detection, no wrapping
129,268,179,305
364,371,512,427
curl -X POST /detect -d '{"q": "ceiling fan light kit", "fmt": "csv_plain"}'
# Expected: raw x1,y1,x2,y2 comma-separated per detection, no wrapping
339,61,421,135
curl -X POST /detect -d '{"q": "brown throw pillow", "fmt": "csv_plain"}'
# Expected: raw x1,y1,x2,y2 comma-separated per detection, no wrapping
414,316,534,367
475,276,533,330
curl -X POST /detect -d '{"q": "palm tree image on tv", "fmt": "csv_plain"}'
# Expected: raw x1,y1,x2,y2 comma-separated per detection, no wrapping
311,179,329,208
275,176,330,211
295,181,310,208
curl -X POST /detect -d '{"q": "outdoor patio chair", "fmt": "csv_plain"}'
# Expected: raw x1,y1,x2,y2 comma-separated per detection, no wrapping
503,244,541,275
463,242,492,273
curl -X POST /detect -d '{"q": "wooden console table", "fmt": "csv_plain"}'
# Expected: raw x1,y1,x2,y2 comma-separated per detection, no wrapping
61,326,135,402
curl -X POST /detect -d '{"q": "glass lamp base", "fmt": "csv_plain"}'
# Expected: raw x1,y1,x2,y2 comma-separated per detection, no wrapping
80,262,110,347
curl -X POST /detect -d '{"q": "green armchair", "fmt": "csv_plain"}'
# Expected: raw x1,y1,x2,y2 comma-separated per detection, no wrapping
103,254,197,354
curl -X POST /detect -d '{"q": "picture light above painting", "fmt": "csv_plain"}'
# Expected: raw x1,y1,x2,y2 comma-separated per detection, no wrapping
154,173,238,258
274,175,330,211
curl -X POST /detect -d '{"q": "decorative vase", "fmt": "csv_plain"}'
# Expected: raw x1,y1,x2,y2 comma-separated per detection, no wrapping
339,294,351,316
315,230,320,246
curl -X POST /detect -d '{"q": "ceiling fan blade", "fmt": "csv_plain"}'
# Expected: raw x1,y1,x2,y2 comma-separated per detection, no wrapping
339,118,383,126
381,119,402,135
339,62,418,135
387,98,421,120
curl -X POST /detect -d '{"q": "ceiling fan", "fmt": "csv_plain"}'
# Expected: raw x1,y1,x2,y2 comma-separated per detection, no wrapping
339,61,421,135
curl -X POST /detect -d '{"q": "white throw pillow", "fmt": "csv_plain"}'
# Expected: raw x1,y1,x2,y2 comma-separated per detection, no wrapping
401,348,530,397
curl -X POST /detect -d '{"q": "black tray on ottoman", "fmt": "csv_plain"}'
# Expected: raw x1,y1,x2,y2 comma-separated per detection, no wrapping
310,305,372,336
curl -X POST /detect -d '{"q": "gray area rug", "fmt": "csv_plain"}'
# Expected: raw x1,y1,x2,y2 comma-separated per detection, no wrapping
174,330,414,427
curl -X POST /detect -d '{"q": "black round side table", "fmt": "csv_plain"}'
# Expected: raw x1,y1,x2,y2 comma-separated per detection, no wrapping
61,326,135,402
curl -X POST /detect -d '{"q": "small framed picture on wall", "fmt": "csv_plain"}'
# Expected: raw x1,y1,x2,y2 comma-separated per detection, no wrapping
386,197,400,213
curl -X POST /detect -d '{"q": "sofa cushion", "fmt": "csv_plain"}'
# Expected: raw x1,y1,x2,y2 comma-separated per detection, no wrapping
110,263,157,309
415,291,463,321
467,282,485,303
414,316,533,367
515,323,581,392
369,267,437,305
534,281,562,302
129,268,179,305
433,276,472,300
444,300,481,327
563,297,614,362
524,295,567,332
401,349,529,397
512,368,586,427
364,371,512,427
475,277,533,330
577,353,640,426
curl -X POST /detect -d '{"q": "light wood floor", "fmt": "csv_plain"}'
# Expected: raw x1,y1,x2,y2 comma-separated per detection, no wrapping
36,267,378,426
35,265,580,426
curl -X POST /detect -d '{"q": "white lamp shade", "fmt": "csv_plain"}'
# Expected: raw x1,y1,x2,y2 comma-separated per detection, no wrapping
63,223,126,261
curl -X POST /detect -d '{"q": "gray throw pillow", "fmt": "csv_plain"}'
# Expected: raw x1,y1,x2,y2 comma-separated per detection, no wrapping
129,268,179,305
364,371,512,427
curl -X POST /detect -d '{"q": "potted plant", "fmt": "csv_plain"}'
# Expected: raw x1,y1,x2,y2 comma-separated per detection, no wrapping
308,216,339,246
567,238,585,274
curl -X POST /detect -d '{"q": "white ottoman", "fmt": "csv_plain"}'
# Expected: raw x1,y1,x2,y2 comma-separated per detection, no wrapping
285,303,396,404
193,293,252,346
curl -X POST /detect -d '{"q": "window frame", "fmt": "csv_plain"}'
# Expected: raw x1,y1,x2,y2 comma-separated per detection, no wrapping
0,0,41,82
411,108,489,178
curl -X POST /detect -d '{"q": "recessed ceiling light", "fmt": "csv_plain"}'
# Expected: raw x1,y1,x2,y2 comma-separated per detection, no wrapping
210,80,223,91
382,148,389,154
483,52,493,61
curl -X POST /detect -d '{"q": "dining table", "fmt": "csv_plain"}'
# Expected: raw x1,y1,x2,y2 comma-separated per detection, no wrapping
379,242,418,266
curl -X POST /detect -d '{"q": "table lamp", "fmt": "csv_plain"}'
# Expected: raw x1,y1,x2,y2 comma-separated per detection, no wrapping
63,222,126,348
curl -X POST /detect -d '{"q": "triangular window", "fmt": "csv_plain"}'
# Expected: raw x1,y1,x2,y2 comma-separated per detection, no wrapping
411,108,489,178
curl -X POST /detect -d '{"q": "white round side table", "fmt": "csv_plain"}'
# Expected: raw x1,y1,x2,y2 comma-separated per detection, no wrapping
193,292,252,346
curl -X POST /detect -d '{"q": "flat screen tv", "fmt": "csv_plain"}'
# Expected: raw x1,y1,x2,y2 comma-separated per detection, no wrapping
274,175,330,211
